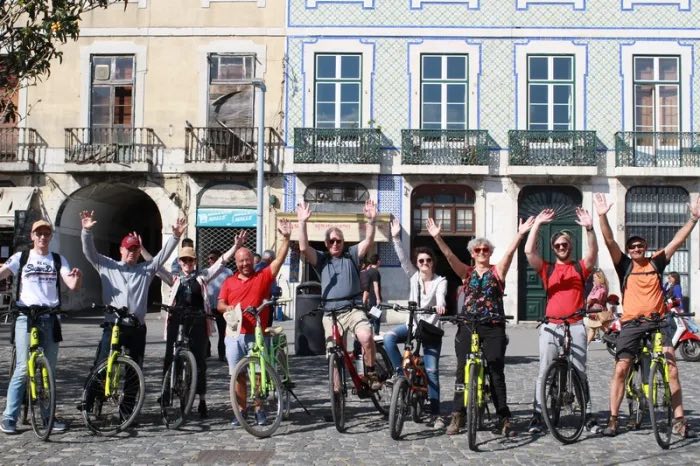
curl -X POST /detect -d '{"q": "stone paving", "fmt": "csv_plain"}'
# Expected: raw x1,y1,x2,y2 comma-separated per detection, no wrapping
1,312,699,465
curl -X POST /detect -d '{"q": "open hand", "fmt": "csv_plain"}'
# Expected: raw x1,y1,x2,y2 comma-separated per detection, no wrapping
80,210,97,230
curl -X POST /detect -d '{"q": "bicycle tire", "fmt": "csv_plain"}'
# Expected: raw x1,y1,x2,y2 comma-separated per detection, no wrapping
625,362,644,430
388,376,409,440
678,340,700,362
231,356,284,438
541,361,586,444
370,345,392,416
466,363,479,451
411,394,426,424
27,353,55,441
648,361,672,449
275,348,291,420
328,353,346,433
160,349,197,429
81,355,145,436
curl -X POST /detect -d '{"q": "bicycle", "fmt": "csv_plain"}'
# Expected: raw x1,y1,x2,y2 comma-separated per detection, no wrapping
538,308,599,444
325,304,393,433
230,296,297,438
79,304,146,435
440,311,512,451
8,306,60,440
157,303,209,429
378,301,436,440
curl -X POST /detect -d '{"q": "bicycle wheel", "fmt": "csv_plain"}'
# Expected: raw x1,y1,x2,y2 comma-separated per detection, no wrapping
466,363,480,451
370,345,393,416
275,348,291,420
625,363,644,430
161,350,197,429
648,361,672,449
231,356,284,438
328,353,346,433
411,393,426,424
27,353,55,441
388,376,409,440
81,355,145,435
541,361,586,444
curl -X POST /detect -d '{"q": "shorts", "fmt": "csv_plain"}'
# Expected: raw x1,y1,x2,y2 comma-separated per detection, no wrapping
322,308,372,348
225,334,255,376
616,317,673,360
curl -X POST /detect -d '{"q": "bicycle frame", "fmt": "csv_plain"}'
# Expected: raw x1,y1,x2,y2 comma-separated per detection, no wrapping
246,314,272,397
650,328,670,404
329,311,365,392
105,322,122,397
464,331,485,408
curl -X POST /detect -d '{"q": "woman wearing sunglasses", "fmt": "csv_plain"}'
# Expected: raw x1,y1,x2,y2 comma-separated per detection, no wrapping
427,215,535,437
385,218,448,429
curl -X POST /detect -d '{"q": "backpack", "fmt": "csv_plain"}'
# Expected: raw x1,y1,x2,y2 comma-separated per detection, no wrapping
620,257,662,293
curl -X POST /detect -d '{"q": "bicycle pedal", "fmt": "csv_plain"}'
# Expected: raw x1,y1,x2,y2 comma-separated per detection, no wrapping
454,384,464,393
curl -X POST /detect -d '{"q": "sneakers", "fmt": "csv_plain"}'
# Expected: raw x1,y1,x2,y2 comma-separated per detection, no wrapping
446,411,464,435
198,399,208,419
0,419,17,435
46,418,67,433
255,410,268,426
430,415,446,430
672,417,697,439
602,416,618,437
364,371,383,391
585,414,601,434
527,414,543,434
230,417,241,427
492,416,515,437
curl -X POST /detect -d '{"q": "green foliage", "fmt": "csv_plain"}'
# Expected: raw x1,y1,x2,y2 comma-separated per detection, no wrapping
1,0,127,122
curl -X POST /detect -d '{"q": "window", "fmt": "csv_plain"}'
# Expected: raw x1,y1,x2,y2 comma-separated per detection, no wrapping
421,55,468,130
90,55,134,143
633,56,680,136
314,54,361,129
527,55,574,131
208,54,256,127
304,181,368,213
412,185,475,236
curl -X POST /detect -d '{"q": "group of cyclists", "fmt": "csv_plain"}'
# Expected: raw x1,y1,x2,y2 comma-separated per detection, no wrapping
1,191,698,441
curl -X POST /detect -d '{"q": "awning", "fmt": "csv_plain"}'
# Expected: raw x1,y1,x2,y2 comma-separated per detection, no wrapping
0,187,36,228
196,208,257,228
276,213,391,242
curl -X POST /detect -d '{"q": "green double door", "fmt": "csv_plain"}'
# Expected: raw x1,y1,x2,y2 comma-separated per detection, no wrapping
517,186,583,321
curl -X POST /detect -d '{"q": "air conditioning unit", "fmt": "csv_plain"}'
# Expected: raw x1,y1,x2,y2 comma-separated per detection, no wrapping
94,64,110,81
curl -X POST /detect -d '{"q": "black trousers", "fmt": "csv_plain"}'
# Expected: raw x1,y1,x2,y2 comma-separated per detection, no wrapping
215,312,227,360
163,315,208,395
453,322,510,418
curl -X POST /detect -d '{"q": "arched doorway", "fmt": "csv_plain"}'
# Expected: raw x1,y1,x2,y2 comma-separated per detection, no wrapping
517,186,582,320
411,184,475,314
56,182,162,310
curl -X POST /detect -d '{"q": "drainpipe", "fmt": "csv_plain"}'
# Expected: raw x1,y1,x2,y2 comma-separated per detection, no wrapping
252,79,267,254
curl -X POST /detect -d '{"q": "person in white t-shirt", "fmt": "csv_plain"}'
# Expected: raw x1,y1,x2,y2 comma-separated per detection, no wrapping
0,219,82,435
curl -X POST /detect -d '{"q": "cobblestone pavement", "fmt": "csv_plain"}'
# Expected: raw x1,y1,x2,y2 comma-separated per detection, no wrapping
1,312,699,465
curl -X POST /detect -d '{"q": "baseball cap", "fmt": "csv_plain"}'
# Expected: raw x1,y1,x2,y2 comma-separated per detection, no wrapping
31,219,53,233
179,246,197,260
120,233,141,249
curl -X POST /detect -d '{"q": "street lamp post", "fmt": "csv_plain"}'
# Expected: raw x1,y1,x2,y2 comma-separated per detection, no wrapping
252,79,267,254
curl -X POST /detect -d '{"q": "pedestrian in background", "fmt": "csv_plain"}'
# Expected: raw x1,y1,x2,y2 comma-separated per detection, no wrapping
585,269,612,344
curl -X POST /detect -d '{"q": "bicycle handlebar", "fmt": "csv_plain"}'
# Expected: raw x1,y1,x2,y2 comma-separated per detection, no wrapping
242,297,291,316
440,312,513,325
92,303,131,319
538,308,600,326
10,305,60,319
377,302,437,314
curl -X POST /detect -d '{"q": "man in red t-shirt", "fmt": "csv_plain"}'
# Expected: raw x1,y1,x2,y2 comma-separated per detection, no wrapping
523,207,598,434
218,220,291,426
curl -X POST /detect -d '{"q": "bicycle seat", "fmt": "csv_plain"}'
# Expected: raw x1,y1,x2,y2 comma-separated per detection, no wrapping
264,326,284,336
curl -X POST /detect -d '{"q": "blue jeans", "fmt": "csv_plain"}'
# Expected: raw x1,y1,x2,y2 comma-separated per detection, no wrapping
383,323,442,415
3,315,59,422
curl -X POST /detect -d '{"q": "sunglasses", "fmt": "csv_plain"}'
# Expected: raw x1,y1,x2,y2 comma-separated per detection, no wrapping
34,231,52,238
180,257,196,264
328,238,343,245
628,243,646,250
473,247,490,254
553,243,570,250
417,258,433,265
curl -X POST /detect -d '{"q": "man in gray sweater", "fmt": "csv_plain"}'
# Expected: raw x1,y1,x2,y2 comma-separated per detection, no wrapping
80,210,186,367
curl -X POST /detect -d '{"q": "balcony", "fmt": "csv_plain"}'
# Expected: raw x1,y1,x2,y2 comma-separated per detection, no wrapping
0,128,42,171
507,130,598,176
293,128,382,174
615,131,700,176
64,127,157,172
401,129,490,175
184,126,282,173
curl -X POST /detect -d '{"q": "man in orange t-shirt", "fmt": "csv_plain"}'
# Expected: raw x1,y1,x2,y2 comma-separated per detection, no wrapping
595,193,700,438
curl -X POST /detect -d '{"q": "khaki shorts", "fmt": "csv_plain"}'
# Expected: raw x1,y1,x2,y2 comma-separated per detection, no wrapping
322,309,372,347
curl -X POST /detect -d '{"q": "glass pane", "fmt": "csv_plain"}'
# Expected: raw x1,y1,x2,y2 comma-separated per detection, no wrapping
90,105,110,126
529,105,548,124
413,209,422,230
114,57,134,81
659,86,679,130
529,85,548,104
316,83,335,102
634,57,654,81
422,103,441,124
446,56,466,80
553,85,571,104
446,122,465,130
339,120,359,129
446,104,465,124
317,55,336,79
530,123,548,131
434,208,452,230
215,56,252,81
91,86,110,106
340,103,359,125
92,56,111,68
659,58,678,81
634,85,654,131
422,122,441,130
446,84,465,103
340,55,360,79
456,208,473,231
422,84,441,103
422,56,442,79
553,104,571,125
552,57,572,80
340,83,359,103
529,56,548,80
316,103,335,124
658,85,678,106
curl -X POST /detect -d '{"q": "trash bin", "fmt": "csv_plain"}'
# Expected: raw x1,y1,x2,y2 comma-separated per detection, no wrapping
295,281,324,356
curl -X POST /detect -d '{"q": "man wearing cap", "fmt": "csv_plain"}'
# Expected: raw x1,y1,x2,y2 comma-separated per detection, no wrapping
0,220,82,434
523,207,598,434
79,210,187,371
594,193,700,438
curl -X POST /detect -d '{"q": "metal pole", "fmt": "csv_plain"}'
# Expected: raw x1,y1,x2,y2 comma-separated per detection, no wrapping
254,81,267,254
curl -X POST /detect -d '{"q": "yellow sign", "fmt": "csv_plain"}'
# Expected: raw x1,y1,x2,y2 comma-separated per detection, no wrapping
276,213,392,242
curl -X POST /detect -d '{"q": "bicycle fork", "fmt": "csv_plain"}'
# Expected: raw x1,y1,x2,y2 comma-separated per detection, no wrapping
105,324,121,397
27,326,47,401
464,333,484,407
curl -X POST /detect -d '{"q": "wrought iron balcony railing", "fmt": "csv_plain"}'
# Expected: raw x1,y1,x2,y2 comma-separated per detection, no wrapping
401,129,490,165
65,127,156,164
0,127,41,163
185,126,282,164
294,128,381,164
508,130,597,166
615,131,700,168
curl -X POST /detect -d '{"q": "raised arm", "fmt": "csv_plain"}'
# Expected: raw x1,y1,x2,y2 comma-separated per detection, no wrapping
146,218,186,273
269,219,292,278
663,196,700,259
390,217,417,276
80,210,114,269
524,209,555,272
61,267,82,291
593,193,622,265
139,237,173,285
357,199,378,259
296,202,317,267
496,216,535,280
575,207,598,270
426,217,468,279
